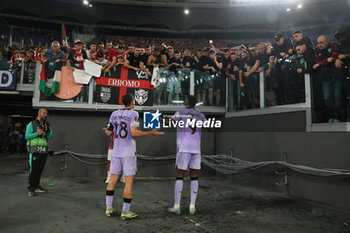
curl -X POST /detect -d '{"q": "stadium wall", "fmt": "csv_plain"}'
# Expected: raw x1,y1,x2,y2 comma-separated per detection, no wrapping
215,111,350,210
43,110,215,178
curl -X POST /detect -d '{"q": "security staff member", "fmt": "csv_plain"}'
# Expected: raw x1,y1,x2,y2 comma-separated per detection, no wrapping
25,108,53,197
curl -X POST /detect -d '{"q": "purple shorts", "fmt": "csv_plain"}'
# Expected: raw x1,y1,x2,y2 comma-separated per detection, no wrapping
110,156,137,176
176,152,201,170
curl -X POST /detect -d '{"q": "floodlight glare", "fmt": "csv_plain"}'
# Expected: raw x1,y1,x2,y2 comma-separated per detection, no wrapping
286,8,291,11
231,0,296,7
184,9,190,15
297,4,303,8
83,0,89,5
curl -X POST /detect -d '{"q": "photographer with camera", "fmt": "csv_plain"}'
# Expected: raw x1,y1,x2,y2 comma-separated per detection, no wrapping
25,108,53,197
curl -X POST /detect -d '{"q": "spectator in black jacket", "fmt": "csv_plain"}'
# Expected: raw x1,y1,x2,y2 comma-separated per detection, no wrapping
181,49,194,99
274,33,294,60
8,122,25,154
244,44,260,108
293,30,315,73
334,26,350,120
292,44,315,74
293,30,314,51
203,50,223,105
271,33,294,105
313,35,342,123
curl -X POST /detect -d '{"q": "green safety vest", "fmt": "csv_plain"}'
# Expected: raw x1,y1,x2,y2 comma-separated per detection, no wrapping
27,120,50,154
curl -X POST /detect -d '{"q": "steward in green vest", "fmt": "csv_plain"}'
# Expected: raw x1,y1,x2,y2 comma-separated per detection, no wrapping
25,108,53,197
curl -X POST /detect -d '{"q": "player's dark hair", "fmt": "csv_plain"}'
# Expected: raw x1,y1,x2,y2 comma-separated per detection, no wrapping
118,43,125,49
38,108,48,114
293,30,303,35
122,93,134,107
186,95,197,108
208,50,216,55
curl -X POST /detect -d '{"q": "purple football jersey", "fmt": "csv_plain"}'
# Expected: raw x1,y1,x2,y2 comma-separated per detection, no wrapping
108,109,139,157
172,108,206,153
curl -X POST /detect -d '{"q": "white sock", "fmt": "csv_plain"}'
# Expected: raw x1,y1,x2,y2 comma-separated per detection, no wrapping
190,204,195,209
174,204,180,209
107,171,110,177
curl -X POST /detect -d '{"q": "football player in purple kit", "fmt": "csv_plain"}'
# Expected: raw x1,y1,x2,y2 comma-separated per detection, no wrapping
104,93,164,220
168,95,206,215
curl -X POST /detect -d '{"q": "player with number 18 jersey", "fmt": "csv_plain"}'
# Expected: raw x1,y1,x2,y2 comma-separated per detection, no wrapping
107,109,139,158
104,93,164,221
107,109,139,177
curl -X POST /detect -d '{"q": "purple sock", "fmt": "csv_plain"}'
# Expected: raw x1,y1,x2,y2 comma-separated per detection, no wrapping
106,190,114,209
174,178,183,205
122,198,132,212
190,179,198,205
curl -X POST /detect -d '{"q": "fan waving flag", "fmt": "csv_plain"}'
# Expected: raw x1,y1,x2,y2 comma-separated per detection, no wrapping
39,62,62,97
61,23,68,47
95,65,154,106
61,23,72,51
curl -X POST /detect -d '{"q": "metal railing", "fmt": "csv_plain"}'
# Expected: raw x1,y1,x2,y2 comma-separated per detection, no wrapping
32,63,226,113
15,60,37,92
22,61,350,132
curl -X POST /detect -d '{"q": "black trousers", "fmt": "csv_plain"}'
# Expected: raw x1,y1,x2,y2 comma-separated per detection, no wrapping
28,152,48,190
343,67,350,117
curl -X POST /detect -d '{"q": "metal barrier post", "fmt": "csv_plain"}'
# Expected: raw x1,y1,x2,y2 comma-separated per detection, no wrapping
190,70,195,95
88,79,94,105
304,73,312,131
259,71,265,108
20,60,25,84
